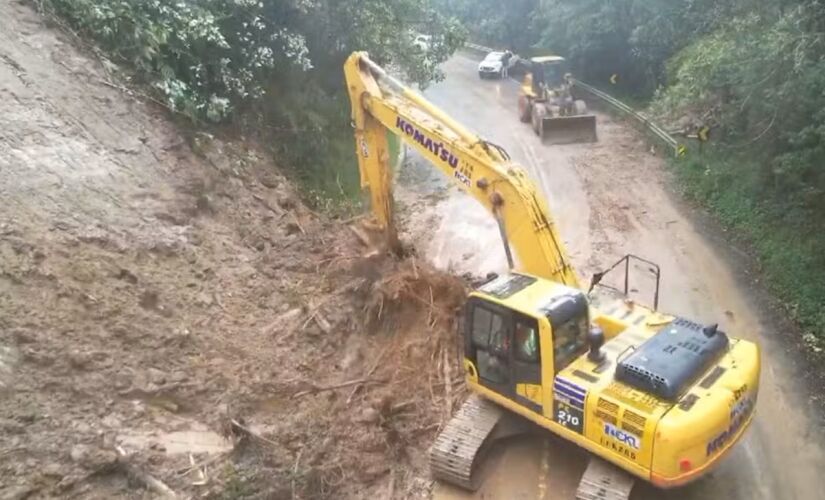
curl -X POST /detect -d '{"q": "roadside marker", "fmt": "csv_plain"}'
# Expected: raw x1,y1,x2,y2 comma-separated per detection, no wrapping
698,125,710,142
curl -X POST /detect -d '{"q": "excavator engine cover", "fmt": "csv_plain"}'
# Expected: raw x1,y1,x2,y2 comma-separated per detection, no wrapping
615,318,730,401
541,114,597,145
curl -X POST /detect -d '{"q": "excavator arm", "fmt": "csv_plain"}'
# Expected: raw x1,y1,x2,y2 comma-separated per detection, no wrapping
344,52,580,289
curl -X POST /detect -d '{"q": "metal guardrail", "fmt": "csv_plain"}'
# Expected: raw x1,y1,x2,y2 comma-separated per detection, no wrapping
463,42,682,157
464,42,493,53
570,79,680,157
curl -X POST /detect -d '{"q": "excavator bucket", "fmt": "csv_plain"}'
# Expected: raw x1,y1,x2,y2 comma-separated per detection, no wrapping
541,114,597,145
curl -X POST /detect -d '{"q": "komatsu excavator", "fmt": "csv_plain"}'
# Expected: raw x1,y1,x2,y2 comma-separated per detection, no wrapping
344,52,760,499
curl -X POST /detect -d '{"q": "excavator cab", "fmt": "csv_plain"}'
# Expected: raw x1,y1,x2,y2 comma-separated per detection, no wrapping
465,279,590,404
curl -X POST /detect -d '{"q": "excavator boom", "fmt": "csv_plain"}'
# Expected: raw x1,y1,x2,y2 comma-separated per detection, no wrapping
344,52,579,289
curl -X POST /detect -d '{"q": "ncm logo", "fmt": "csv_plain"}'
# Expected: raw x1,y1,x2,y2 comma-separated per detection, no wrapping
604,423,640,450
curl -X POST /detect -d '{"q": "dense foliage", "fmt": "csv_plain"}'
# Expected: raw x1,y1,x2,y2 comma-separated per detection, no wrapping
41,0,465,204
438,0,825,343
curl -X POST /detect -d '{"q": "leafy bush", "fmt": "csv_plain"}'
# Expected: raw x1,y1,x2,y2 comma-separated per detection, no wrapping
45,0,313,121
674,152,825,344
41,0,465,204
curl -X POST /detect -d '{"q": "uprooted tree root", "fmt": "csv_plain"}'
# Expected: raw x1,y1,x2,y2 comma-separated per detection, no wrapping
363,255,467,334
205,252,475,499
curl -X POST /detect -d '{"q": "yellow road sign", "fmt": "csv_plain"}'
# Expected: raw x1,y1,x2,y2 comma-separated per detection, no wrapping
698,125,710,142
677,144,687,157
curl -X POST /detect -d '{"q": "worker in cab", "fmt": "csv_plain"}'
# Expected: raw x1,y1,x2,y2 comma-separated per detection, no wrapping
515,321,539,361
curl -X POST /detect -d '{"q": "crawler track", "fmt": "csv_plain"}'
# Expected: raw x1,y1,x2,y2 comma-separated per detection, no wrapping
429,395,504,490
575,457,634,500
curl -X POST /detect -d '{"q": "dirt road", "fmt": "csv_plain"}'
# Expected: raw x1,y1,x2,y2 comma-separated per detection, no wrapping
401,53,825,500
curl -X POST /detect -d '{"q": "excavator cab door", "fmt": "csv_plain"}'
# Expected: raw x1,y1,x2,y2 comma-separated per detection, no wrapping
465,298,544,413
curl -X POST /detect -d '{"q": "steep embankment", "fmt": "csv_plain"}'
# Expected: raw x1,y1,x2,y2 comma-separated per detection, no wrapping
0,2,466,498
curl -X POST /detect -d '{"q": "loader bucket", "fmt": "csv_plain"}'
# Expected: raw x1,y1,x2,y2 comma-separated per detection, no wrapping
541,114,597,145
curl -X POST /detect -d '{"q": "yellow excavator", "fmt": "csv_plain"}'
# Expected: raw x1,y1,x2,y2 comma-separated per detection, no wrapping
344,52,760,498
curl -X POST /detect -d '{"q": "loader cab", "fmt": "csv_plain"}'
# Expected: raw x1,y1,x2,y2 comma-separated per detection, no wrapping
530,56,569,96
463,273,590,414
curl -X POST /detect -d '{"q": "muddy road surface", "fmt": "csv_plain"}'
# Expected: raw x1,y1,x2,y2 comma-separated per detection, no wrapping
400,53,825,500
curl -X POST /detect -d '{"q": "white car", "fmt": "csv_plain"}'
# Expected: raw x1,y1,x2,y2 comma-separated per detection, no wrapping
478,51,517,79
413,34,431,52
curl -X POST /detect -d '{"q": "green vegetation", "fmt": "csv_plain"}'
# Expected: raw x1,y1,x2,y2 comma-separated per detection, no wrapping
38,0,825,343
438,0,825,344
40,0,465,208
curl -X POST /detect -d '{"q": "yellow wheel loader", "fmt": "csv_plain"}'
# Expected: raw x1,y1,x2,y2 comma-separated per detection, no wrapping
343,52,760,499
518,56,598,145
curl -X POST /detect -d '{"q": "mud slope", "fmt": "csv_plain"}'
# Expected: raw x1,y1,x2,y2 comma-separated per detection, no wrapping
399,53,825,500
0,2,467,499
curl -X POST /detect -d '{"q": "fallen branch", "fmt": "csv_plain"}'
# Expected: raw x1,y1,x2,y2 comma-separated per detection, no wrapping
292,378,382,399
312,313,332,334
230,419,279,447
252,193,284,216
262,308,302,336
291,449,304,500
300,304,332,334
385,468,395,500
338,214,366,225
347,343,393,403
212,292,227,312
290,212,307,235
176,451,230,477
188,454,208,486
117,381,198,399
115,446,178,499
390,400,417,413
0,447,25,457
427,285,435,328
349,225,372,247
443,348,453,416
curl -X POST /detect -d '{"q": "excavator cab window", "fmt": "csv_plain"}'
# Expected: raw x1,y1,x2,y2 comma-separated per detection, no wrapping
470,304,510,384
553,314,588,371
541,292,589,372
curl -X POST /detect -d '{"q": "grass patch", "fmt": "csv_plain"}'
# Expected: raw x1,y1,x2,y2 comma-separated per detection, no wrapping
292,127,404,216
671,152,825,350
292,128,362,216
